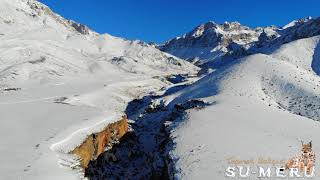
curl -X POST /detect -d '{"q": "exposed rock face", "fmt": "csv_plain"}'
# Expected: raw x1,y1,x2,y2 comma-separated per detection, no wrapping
71,117,129,168
256,26,280,47
68,20,91,35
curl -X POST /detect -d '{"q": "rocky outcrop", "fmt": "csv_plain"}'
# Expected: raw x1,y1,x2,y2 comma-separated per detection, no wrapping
255,27,280,48
68,20,91,35
71,116,129,169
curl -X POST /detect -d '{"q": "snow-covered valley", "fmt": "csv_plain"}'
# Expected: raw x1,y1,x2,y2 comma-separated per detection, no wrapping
1,0,320,180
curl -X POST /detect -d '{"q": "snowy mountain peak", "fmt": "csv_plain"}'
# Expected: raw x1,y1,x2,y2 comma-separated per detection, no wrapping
222,21,250,31
0,0,96,36
27,0,96,35
282,16,313,29
187,21,218,38
158,21,259,64
159,17,320,66
187,21,252,39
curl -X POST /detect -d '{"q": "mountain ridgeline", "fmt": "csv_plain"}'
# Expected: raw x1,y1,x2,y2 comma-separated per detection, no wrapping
158,17,320,67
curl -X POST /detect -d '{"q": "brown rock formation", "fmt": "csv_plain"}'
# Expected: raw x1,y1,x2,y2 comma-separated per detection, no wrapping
71,116,128,168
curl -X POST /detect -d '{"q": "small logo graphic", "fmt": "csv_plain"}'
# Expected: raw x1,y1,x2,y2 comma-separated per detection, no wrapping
225,140,316,178
285,141,315,175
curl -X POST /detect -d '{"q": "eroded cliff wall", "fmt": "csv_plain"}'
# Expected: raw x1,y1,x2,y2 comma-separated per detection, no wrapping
71,117,128,168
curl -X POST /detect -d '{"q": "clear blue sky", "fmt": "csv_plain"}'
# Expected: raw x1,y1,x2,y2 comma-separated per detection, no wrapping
39,0,319,43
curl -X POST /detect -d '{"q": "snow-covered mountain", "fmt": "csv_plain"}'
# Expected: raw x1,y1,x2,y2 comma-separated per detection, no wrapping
157,15,320,180
2,0,320,180
0,0,199,179
259,17,320,48
158,21,262,64
0,0,198,87
167,35,320,180
84,31,320,179
84,19,320,179
159,17,320,67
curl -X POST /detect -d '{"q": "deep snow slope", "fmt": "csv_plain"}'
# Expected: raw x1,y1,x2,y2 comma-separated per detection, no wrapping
0,0,197,87
167,35,320,179
0,0,199,179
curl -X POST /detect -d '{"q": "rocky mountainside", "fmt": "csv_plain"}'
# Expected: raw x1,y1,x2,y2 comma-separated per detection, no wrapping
159,17,320,67
158,21,262,64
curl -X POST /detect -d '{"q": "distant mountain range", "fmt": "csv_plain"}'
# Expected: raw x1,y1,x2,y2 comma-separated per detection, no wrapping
158,17,320,67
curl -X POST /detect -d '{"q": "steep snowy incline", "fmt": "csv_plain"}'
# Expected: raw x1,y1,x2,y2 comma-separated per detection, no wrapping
269,35,320,75
0,0,199,179
166,36,320,179
0,0,198,87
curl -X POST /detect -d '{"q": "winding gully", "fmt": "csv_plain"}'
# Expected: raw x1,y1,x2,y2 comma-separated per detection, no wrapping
85,74,211,180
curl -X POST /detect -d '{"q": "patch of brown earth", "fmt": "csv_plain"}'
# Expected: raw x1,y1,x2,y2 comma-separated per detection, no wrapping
71,116,128,168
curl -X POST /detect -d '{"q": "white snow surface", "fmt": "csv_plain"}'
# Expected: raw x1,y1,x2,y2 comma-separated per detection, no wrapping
0,0,198,179
168,35,320,179
2,0,320,179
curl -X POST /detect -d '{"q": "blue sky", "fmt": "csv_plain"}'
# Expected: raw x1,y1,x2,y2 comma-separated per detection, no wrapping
39,0,319,43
